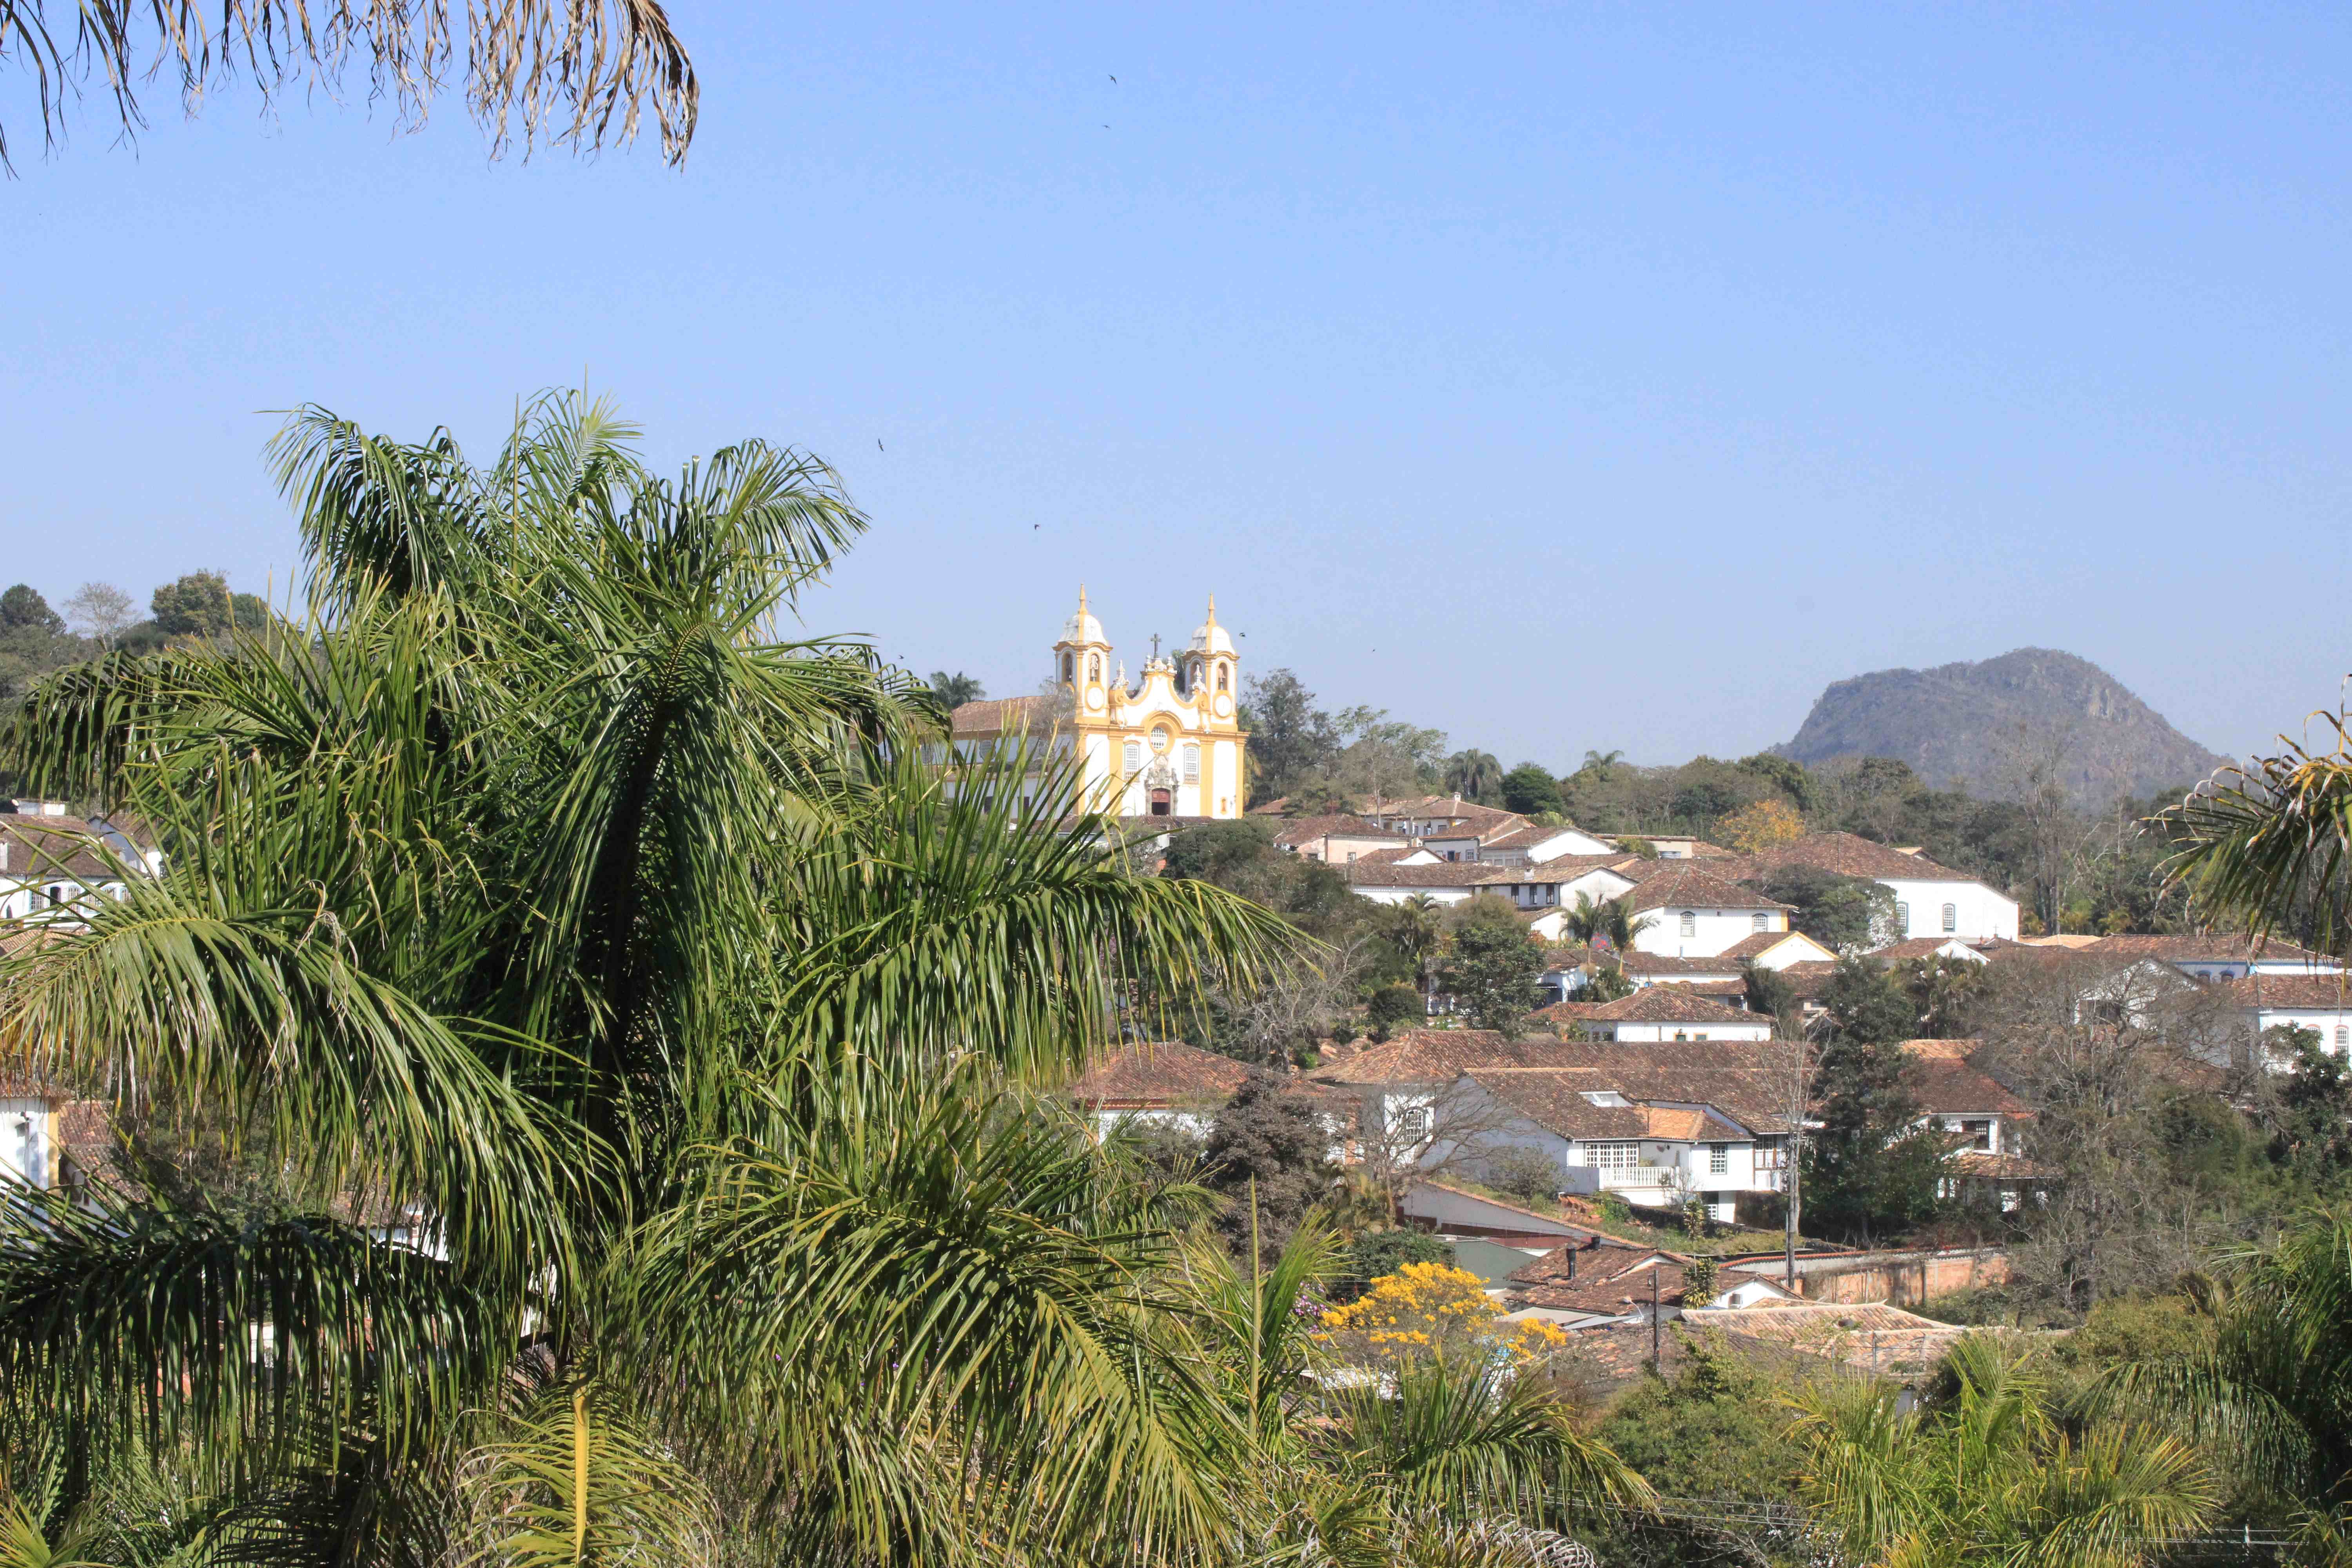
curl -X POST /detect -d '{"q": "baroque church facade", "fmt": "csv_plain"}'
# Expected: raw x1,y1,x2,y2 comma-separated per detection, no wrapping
949,588,1250,820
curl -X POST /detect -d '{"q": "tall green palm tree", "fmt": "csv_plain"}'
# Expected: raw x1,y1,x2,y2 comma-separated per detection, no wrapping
0,392,1298,1565
1791,1336,2216,1568
1561,893,1655,958
1442,750,1503,806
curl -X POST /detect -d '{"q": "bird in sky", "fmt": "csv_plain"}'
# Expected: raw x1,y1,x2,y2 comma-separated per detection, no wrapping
1109,74,1117,83
1032,523,1040,530
877,438,884,450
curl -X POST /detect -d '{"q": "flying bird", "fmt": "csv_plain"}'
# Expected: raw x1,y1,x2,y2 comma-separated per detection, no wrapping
1032,523,1040,530
1109,74,1117,83
877,438,884,450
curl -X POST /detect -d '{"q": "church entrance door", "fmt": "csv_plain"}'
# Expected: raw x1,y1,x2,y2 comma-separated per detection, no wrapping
1149,789,1172,816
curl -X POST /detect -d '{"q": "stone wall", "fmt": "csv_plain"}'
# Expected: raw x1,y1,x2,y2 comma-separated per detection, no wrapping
1787,1249,2009,1306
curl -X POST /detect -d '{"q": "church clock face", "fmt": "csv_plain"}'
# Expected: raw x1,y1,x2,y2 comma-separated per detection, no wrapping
1214,693,1234,718
1085,688,1105,712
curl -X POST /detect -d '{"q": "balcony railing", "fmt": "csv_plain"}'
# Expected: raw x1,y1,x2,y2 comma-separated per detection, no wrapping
1593,1167,1679,1189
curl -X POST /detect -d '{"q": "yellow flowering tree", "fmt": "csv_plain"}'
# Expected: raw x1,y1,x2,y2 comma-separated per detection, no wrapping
1317,1261,1568,1367
1719,798,1806,851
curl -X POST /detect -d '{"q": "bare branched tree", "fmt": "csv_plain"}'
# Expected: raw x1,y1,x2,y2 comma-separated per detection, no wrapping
0,0,696,169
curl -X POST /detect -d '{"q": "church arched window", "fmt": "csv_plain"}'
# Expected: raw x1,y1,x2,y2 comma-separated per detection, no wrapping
1216,663,1229,693
1088,654,1102,683
1062,653,1073,683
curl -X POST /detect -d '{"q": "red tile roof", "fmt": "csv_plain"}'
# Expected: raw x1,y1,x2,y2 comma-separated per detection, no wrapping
2217,974,2352,1011
1734,831,1979,885
1621,864,1789,914
1536,990,1762,1026
1067,1040,1252,1106
1271,814,1408,849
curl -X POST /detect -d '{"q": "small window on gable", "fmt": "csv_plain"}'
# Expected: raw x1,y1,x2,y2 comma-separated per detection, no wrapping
1752,913,1768,933
1942,903,1958,933
1679,910,1696,937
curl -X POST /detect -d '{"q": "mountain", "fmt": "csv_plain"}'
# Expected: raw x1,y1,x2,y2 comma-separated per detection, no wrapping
1776,648,2232,808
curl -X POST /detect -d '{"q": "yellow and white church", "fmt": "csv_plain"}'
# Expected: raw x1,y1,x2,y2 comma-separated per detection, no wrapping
949,588,1250,820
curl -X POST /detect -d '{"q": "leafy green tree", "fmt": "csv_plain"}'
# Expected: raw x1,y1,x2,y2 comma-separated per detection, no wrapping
1748,864,1897,953
1202,1071,1334,1263
2259,1026,2352,1184
1239,668,1342,803
1347,1227,1455,1289
0,585,61,635
1439,919,1545,1038
927,670,984,709
1741,960,1797,1027
1499,761,1564,817
147,569,232,636
1366,982,1423,1039
0,392,1297,1565
1735,751,1814,811
1591,1336,1806,1568
1441,748,1502,804
1486,1148,1560,1205
1804,958,1945,1244
1797,1337,2216,1566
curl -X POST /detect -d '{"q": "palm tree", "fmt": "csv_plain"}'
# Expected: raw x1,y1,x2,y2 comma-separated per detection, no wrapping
0,392,1299,1564
1391,893,1445,1014
1792,1336,2217,1568
0,0,696,169
1443,750,1503,805
1562,893,1655,958
928,669,986,710
2158,711,2352,959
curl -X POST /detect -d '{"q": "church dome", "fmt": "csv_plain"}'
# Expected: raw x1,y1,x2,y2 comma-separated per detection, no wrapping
1188,596,1234,657
1060,586,1105,646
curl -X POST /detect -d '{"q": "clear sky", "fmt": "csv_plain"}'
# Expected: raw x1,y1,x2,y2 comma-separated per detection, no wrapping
7,4,2348,768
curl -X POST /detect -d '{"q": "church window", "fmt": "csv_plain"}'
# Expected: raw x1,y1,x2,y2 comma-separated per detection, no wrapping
1679,911,1696,937
1123,741,1142,772
1183,745,1200,782
1089,655,1102,683
1941,903,1957,933
1216,663,1229,693
1062,653,1073,683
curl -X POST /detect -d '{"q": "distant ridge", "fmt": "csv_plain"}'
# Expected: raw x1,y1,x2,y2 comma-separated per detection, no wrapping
1776,648,2231,809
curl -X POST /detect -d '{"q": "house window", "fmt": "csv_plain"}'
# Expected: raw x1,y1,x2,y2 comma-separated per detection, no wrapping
1183,745,1200,782
1896,902,1911,930
1752,912,1768,932
1708,1142,1728,1174
1584,1140,1638,1169
1679,910,1696,937
1395,1106,1430,1138
1960,1119,1993,1151
2336,1026,2348,1051
1942,903,1958,933
1123,741,1142,772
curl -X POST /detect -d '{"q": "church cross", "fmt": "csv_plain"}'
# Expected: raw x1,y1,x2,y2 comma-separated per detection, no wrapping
1149,633,1161,660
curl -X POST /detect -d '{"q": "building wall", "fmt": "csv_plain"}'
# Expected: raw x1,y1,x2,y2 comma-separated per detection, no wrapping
2253,1007,2352,1056
1601,1020,1775,1043
1757,1248,2012,1307
1352,884,1478,908
0,1098,51,1188
1884,878,2019,942
1630,906,1788,958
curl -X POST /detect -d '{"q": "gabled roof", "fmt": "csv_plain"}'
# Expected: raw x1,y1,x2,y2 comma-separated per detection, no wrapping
1717,929,1836,962
1508,1242,1691,1313
2091,934,2339,968
1272,814,1408,849
0,815,136,884
1537,990,1761,1026
1307,1029,1575,1085
1343,859,1503,888
948,695,1060,737
1068,1040,1251,1106
2218,974,2352,1011
1621,863,1789,914
1736,831,1981,885
1452,1041,1802,1134
1897,1039,2030,1117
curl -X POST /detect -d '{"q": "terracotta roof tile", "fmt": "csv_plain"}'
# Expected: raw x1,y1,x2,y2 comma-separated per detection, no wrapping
1068,1040,1251,1106
1621,864,1790,914
1271,814,1408,849
1535,990,1760,1025
1734,831,1979,885
2217,974,2352,1010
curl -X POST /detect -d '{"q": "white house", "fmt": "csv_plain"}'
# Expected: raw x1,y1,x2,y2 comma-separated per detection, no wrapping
1065,1040,1251,1140
1738,833,2019,943
2083,934,2342,985
1344,855,1638,912
2216,975,2352,1059
1618,863,1793,958
1479,822,1622,865
1270,814,1413,865
0,805,156,925
1444,1054,1800,1222
1535,989,1777,1043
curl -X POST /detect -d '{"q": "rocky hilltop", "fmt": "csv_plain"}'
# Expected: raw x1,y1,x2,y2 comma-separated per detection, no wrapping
1777,648,2230,808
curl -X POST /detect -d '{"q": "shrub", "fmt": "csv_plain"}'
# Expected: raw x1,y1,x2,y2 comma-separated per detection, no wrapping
1365,982,1423,1039
1316,1262,1566,1366
1595,1192,1634,1227
1487,1148,1561,1206
1347,1229,1454,1296
1733,1191,1786,1230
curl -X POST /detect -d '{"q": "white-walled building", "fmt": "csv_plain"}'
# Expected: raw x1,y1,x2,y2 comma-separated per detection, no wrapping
1536,989,1777,1043
1066,1040,1252,1140
1618,863,1793,958
1737,833,2020,943
0,805,156,925
2216,975,2352,1058
950,589,1249,821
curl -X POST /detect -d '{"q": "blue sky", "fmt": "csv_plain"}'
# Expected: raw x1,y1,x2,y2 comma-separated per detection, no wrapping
6,3,2349,769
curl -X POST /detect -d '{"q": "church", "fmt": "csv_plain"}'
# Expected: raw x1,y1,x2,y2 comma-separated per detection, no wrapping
949,588,1250,820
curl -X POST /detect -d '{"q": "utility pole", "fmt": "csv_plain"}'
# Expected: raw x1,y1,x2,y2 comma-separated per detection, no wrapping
1650,1267,1661,1371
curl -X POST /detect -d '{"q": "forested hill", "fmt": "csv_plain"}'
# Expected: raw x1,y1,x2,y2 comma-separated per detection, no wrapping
1775,648,2231,808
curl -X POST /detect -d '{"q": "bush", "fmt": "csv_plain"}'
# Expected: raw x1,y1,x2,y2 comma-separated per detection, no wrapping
1487,1148,1561,1206
1595,1192,1634,1227
1348,1228,1454,1294
1733,1191,1787,1230
1365,982,1423,1039
1317,1261,1566,1367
